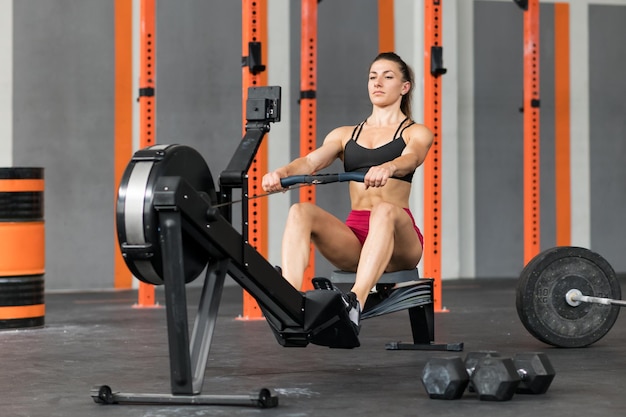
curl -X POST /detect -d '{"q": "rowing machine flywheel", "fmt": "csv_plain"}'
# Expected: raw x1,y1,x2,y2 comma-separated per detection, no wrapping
116,144,217,285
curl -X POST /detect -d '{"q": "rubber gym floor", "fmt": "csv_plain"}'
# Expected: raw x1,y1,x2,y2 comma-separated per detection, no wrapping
2,277,625,417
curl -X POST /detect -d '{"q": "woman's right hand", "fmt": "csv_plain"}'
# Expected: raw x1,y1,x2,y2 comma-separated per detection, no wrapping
262,171,284,193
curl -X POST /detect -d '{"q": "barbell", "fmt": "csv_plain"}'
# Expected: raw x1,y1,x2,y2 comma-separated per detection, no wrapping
516,246,623,348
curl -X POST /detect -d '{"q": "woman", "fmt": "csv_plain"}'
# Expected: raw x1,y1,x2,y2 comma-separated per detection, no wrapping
261,52,433,331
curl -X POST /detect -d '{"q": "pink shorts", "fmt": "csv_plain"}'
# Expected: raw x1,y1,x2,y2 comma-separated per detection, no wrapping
345,208,424,247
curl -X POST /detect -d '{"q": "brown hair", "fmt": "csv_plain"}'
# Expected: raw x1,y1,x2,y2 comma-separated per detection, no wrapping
371,52,414,119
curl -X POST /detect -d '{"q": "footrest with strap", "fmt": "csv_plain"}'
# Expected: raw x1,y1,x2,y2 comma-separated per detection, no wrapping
330,269,463,352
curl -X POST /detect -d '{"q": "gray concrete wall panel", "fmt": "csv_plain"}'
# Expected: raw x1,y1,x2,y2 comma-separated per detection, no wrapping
474,1,524,277
155,0,241,179
13,0,241,290
589,5,626,271
14,1,620,289
13,1,115,290
474,1,556,278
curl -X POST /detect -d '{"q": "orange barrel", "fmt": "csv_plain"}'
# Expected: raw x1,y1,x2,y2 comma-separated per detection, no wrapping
0,168,45,329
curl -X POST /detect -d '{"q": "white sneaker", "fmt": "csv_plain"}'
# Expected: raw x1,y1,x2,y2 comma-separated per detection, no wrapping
342,291,361,329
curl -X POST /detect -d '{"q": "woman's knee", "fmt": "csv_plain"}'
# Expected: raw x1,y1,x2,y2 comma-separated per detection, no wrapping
288,201,316,216
369,201,401,223
286,202,317,224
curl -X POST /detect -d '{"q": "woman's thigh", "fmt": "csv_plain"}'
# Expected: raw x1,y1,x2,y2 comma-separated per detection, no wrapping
369,204,423,271
306,207,363,271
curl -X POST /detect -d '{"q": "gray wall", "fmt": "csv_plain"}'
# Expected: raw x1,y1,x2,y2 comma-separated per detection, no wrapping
474,1,557,278
12,0,377,289
11,1,626,289
156,0,241,180
589,5,626,270
13,0,242,290
13,1,116,290
474,1,626,277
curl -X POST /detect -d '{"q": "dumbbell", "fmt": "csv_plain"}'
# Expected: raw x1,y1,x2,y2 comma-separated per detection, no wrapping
421,351,556,401
420,356,469,400
465,351,555,397
513,352,556,395
470,356,521,401
417,351,500,400
464,351,501,392
421,352,518,401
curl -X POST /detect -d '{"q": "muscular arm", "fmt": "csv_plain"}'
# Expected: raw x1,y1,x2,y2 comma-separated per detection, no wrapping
262,126,350,192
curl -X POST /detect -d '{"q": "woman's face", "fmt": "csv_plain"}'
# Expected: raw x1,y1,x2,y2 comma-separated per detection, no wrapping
368,59,410,106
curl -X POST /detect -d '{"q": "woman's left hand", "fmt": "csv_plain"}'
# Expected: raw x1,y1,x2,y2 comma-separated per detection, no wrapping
364,164,396,189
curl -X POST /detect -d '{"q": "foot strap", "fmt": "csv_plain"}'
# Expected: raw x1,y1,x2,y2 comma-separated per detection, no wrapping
361,281,432,320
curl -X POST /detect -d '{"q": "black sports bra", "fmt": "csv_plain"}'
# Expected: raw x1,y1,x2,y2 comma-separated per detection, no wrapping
343,117,415,183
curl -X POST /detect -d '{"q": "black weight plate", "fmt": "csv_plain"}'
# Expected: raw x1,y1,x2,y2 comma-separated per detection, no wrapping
516,246,621,348
116,144,217,285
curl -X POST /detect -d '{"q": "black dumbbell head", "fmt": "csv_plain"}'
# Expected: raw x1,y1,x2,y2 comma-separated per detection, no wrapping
464,351,501,392
471,357,521,401
464,351,501,375
514,352,556,395
421,357,470,400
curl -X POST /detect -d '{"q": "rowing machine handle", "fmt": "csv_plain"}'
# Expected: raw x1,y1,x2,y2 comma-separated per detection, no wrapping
280,172,366,188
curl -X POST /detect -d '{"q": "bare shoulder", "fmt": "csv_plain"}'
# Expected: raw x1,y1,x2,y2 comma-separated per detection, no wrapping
323,124,359,149
405,122,434,147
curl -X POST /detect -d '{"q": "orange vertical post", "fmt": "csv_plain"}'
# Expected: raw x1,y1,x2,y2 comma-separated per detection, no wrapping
378,0,395,52
554,3,571,247
114,0,133,289
523,0,541,264
423,0,445,312
135,0,157,307
241,0,268,319
299,0,318,292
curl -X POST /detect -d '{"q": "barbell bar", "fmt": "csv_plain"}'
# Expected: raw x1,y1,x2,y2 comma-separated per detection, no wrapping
565,289,626,308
